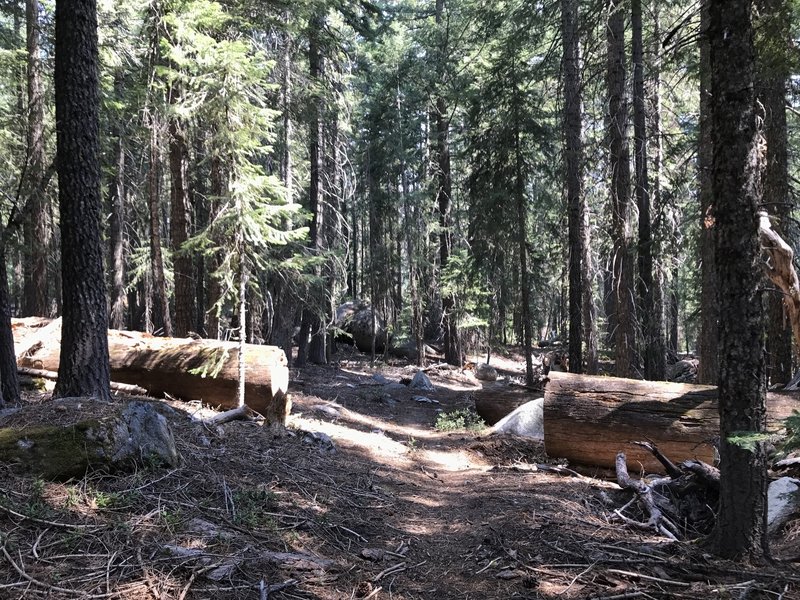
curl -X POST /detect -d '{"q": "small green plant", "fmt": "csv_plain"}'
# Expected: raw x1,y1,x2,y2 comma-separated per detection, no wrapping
231,486,278,529
434,408,486,432
25,478,47,517
406,436,419,452
160,508,184,533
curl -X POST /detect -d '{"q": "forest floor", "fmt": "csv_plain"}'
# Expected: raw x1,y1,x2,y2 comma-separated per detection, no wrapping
0,345,798,599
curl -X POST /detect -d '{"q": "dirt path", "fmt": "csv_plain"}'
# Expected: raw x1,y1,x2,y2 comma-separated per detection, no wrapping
0,350,797,599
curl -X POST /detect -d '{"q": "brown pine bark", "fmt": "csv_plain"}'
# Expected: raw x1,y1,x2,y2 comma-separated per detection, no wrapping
168,88,193,338
633,0,665,380
306,10,327,366
606,0,637,377
709,0,768,561
22,0,49,318
53,0,110,401
108,115,127,331
563,0,583,374
697,0,718,385
756,0,792,385
435,0,460,367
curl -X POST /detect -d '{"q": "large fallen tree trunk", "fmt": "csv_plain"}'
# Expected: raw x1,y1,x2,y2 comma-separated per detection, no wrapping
544,372,798,471
12,319,290,424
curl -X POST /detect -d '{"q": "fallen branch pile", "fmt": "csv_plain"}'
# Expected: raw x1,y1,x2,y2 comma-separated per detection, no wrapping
613,441,719,540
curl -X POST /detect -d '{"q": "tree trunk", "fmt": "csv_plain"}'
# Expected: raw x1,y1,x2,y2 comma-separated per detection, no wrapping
697,0,718,385
54,0,111,401
148,118,172,337
756,0,792,386
306,11,326,365
543,372,795,473
22,0,49,318
14,319,290,422
632,0,665,380
606,0,637,377
108,100,127,331
562,0,588,375
0,251,20,406
435,0,459,367
168,90,193,338
709,0,768,561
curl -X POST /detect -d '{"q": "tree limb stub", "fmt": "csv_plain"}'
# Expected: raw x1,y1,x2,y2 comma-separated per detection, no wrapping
758,211,800,350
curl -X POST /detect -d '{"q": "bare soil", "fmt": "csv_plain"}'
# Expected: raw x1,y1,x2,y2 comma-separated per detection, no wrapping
0,346,798,599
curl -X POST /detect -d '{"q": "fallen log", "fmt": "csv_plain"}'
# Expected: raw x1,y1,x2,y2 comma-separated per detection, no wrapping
544,372,798,472
0,398,178,480
18,366,148,396
12,319,290,424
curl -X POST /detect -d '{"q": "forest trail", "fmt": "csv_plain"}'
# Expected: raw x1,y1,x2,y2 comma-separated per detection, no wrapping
0,348,796,599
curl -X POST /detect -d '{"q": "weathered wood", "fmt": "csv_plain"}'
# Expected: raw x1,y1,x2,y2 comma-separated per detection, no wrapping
474,381,544,426
544,372,797,471
18,366,148,395
13,319,290,424
13,317,62,363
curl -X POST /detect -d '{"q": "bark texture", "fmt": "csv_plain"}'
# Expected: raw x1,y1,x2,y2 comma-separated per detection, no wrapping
563,0,585,374
54,0,111,401
709,0,768,560
23,0,49,318
606,0,637,377
543,372,795,473
697,0,718,385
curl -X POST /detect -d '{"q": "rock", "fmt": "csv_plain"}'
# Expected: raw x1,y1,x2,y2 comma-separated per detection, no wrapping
409,371,435,391
413,395,440,404
388,339,437,361
768,477,800,534
302,431,336,454
112,401,179,468
334,301,390,352
475,363,498,382
491,398,544,440
371,373,390,384
384,382,407,394
667,358,699,383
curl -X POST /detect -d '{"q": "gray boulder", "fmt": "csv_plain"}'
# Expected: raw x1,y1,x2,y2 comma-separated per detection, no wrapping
335,301,390,352
409,371,435,391
768,477,800,534
491,398,544,440
475,363,498,382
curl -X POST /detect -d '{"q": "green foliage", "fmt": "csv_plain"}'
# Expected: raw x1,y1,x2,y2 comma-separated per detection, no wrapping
727,431,773,453
778,411,800,455
434,408,486,432
230,486,278,529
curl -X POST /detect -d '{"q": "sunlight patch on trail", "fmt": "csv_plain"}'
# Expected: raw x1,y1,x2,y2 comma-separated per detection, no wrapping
290,414,489,473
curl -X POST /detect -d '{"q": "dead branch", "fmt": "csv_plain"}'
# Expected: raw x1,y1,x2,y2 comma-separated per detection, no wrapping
758,211,800,351
614,452,680,540
202,404,258,426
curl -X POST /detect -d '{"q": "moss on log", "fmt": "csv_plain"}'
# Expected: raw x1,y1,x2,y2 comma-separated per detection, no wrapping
0,399,178,480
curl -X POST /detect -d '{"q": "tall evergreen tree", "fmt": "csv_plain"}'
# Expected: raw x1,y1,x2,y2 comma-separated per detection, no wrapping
606,0,637,377
710,0,768,560
54,0,111,401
